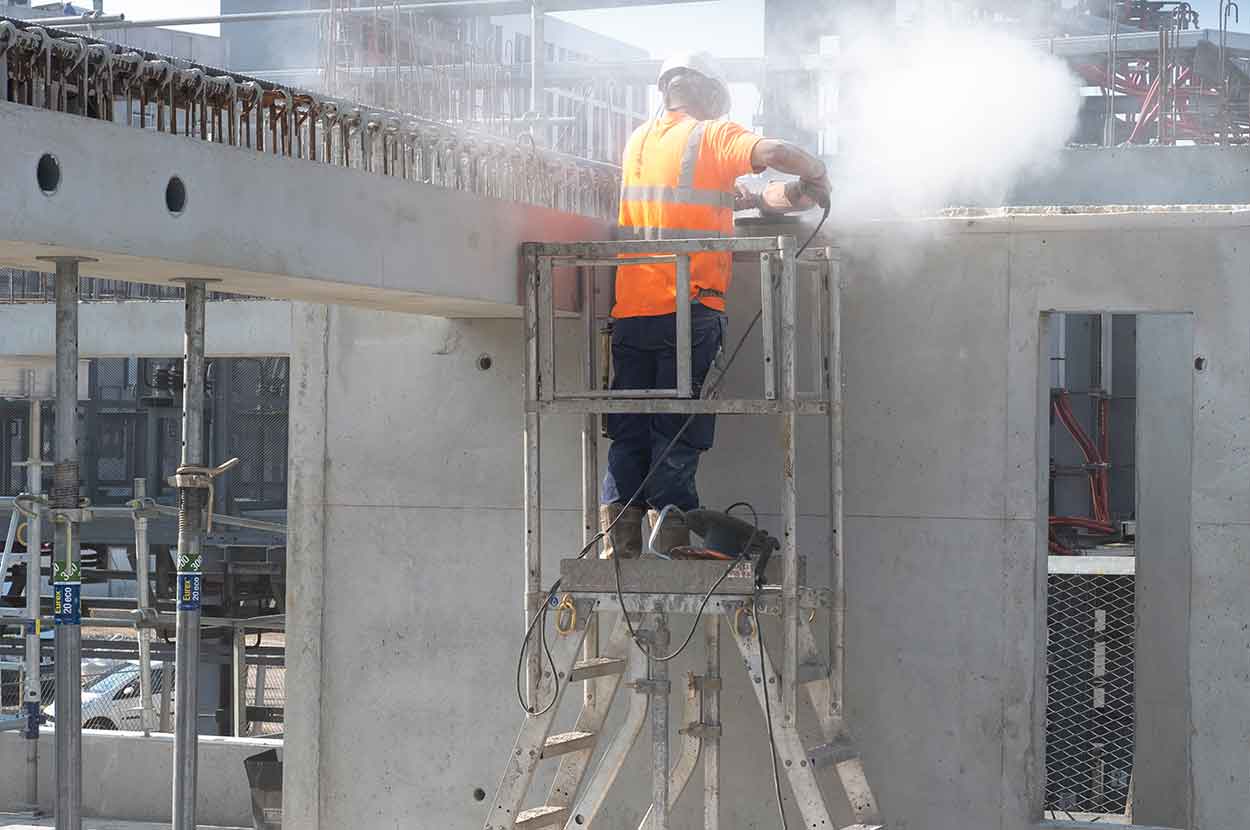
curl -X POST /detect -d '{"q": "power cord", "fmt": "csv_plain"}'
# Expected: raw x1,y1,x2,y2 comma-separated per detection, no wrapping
753,590,790,830
612,497,760,663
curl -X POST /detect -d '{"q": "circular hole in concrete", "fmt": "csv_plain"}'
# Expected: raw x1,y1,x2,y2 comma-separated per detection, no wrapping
477,354,493,371
1195,356,1207,371
165,175,187,215
472,788,487,802
37,154,61,194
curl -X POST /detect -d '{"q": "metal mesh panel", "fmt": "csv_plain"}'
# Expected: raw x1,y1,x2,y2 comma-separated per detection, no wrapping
0,632,285,733
0,270,260,302
1046,570,1136,817
213,359,290,514
245,631,286,738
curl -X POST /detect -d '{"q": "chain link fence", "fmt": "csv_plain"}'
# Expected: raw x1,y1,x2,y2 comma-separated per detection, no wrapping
1046,566,1136,818
0,628,286,735
0,269,258,302
1,344,289,738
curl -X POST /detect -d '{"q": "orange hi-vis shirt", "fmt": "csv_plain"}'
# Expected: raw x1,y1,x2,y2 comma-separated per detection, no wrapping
614,112,763,318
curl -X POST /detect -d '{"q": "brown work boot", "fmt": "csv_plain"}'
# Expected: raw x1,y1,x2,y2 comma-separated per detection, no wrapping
600,503,645,559
647,508,691,557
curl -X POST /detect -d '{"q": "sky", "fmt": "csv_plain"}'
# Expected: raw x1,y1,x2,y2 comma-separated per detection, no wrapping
94,0,766,52
93,0,1249,43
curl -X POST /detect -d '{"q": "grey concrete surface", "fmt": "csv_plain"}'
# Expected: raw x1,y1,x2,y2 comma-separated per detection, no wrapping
0,102,610,316
1005,146,1250,206
1132,314,1195,829
0,730,273,827
284,208,1250,830
0,301,290,358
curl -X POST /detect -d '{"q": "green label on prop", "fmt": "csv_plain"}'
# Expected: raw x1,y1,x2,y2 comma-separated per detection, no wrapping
176,553,203,572
52,561,81,583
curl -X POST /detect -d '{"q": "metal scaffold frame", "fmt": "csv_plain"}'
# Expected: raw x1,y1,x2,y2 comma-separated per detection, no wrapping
483,236,882,830
0,269,281,829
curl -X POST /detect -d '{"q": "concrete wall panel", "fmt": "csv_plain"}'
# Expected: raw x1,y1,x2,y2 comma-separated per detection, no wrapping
1132,313,1195,828
0,730,272,826
286,210,1250,830
841,233,1011,521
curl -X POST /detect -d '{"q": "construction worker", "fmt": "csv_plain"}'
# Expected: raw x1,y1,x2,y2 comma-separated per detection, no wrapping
601,51,831,559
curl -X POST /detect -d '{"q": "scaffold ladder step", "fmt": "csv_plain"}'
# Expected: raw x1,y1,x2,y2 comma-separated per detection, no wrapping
514,805,569,829
541,730,598,758
569,656,626,681
796,657,828,685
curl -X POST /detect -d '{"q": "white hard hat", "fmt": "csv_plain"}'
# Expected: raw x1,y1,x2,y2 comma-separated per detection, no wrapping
657,51,731,118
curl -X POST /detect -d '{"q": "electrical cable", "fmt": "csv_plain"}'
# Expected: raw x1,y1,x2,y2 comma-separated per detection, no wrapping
753,590,789,830
613,498,761,663
613,546,744,661
514,207,831,713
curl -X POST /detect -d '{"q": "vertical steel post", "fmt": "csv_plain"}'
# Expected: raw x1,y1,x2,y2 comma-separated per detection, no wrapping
702,616,721,830
172,279,208,830
648,616,671,830
760,252,776,400
133,478,155,734
1099,311,1114,397
826,249,844,715
44,255,88,830
538,257,556,403
232,626,248,737
24,393,43,811
777,236,799,727
675,254,692,398
581,266,601,694
522,247,543,707
159,670,172,733
530,2,546,138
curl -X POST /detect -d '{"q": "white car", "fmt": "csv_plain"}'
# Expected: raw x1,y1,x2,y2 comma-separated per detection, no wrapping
46,661,172,731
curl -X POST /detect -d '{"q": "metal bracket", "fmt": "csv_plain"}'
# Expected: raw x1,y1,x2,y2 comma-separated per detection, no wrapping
631,679,671,695
129,607,160,629
679,722,722,739
692,675,722,692
168,456,241,490
167,457,240,533
51,507,93,523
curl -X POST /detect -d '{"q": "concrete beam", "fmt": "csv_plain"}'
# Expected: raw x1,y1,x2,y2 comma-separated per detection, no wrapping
0,102,611,317
0,300,291,357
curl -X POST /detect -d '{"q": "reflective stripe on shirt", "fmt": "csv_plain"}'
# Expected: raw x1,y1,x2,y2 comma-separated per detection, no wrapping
619,226,727,241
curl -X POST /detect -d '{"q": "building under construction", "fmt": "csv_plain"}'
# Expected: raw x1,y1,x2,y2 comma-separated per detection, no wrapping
0,1,1249,829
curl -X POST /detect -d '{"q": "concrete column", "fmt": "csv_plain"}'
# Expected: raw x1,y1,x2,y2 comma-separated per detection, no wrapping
1133,313,1195,827
281,302,331,830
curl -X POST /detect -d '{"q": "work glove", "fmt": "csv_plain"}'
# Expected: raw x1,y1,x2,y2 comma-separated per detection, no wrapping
733,183,761,212
799,174,832,210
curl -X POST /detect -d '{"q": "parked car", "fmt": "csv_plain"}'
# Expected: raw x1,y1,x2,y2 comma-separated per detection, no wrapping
45,661,172,731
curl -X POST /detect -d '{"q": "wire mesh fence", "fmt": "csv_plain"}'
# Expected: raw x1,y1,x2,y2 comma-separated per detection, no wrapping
0,628,286,735
0,269,260,303
1,345,289,738
1046,569,1136,818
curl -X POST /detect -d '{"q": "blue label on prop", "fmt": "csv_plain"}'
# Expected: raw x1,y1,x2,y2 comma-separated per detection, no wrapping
53,582,80,625
177,573,202,611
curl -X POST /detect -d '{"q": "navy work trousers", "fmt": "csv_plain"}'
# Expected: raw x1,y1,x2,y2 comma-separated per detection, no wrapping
601,303,726,511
